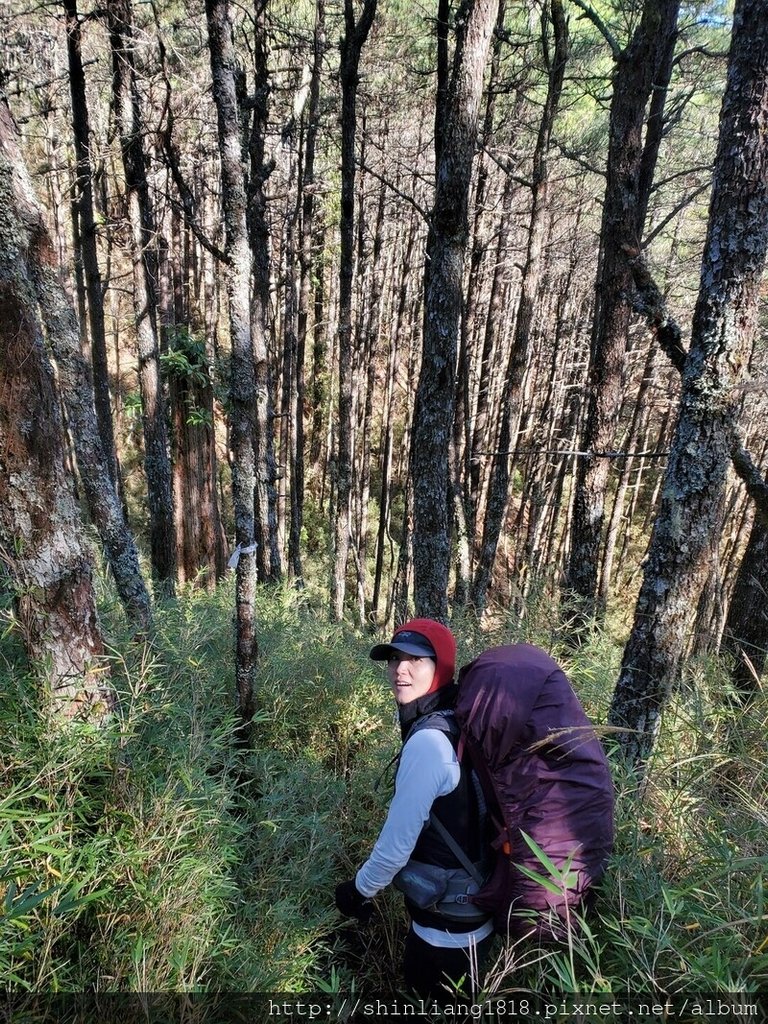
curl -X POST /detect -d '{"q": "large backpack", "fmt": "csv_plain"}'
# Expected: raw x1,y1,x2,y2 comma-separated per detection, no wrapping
452,644,615,938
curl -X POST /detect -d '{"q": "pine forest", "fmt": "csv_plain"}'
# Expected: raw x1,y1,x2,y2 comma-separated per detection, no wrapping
1,0,767,1002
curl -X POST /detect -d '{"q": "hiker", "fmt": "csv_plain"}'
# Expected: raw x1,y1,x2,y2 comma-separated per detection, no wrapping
334,618,494,999
335,625,615,993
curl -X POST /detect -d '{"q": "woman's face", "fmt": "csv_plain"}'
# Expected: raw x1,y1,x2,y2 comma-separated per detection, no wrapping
387,652,436,704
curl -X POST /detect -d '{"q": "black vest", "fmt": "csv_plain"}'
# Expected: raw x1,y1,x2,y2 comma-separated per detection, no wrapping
398,700,487,931
408,711,484,866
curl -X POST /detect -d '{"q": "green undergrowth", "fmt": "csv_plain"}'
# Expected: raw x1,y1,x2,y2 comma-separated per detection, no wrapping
0,582,766,994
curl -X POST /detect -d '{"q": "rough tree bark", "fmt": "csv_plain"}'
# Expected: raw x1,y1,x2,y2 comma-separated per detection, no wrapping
107,0,177,592
2,99,151,632
562,0,680,618
330,0,377,622
64,0,120,489
411,0,500,622
471,0,568,617
722,512,768,705
0,101,114,720
206,0,259,732
608,0,768,767
301,0,326,475
247,0,282,583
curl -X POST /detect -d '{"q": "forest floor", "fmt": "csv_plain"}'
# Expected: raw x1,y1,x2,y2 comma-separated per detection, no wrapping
1,576,766,998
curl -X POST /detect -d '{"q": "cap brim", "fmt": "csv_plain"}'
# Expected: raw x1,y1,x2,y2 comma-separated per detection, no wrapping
370,640,436,661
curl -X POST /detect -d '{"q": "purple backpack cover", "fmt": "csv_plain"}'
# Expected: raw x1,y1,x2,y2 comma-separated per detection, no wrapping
455,644,615,937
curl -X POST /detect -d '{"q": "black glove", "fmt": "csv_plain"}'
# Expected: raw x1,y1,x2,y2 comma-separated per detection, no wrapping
335,879,373,923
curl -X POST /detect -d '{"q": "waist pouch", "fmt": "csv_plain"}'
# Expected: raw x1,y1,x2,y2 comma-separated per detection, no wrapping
393,859,490,924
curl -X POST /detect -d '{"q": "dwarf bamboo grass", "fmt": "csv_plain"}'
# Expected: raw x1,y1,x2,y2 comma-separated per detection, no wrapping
0,579,765,994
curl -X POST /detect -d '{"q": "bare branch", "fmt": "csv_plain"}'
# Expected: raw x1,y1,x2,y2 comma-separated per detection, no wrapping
673,44,729,68
626,247,768,517
651,164,713,192
473,447,670,459
552,138,604,177
642,182,711,247
476,140,533,188
358,160,430,221
568,0,621,61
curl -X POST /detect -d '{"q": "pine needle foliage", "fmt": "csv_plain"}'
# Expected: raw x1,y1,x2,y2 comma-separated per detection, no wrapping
0,584,766,994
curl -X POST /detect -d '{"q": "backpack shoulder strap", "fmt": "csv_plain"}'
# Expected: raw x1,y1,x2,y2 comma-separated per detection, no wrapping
407,708,459,742
411,711,489,878
378,710,457,794
427,810,485,885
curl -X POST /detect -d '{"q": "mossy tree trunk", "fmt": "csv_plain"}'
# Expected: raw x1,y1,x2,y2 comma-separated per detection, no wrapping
1,99,151,635
0,100,114,720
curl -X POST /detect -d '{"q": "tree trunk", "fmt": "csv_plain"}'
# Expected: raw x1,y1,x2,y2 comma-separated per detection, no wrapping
298,0,324,377
563,0,680,617
5,100,152,636
206,0,259,733
353,178,386,625
167,332,228,589
390,295,422,625
371,306,399,623
598,344,658,604
247,0,282,583
471,0,568,617
64,0,120,490
455,0,506,542
293,0,325,582
722,512,768,704
107,0,177,592
278,94,304,584
303,2,327,480
0,100,113,720
372,205,419,623
330,0,377,622
467,170,516,548
608,0,768,767
158,167,227,591
411,0,500,622
309,220,328,468
281,201,300,578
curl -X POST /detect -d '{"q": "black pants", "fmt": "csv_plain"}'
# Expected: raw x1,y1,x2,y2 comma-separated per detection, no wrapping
402,927,494,1001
